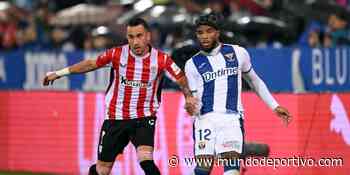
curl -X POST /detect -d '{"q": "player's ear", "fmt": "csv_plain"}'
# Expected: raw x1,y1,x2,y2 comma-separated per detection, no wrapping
146,31,151,43
215,30,220,40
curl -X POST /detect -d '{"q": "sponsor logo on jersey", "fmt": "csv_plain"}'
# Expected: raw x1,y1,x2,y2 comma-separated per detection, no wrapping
120,76,152,88
198,63,206,69
202,67,238,82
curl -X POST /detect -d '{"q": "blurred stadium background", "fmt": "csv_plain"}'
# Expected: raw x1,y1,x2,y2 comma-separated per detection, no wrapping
0,0,349,174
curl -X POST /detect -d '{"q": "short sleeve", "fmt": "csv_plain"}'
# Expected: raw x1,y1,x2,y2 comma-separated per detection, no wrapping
164,54,185,80
238,46,253,73
96,48,118,68
184,59,198,92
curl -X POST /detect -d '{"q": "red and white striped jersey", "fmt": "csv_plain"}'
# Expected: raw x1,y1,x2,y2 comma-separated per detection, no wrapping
96,44,184,120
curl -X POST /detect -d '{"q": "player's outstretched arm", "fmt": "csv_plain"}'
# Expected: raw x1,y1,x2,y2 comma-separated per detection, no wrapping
43,59,98,86
243,69,292,126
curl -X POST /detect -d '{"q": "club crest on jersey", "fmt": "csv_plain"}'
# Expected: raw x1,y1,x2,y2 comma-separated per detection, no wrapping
198,141,206,149
120,63,126,67
224,53,235,61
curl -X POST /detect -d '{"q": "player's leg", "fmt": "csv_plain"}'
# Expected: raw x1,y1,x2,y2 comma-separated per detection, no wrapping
194,155,215,175
242,142,269,157
95,160,114,175
89,119,130,175
219,151,240,175
137,145,160,175
216,115,244,175
88,164,98,175
193,115,216,175
131,117,160,175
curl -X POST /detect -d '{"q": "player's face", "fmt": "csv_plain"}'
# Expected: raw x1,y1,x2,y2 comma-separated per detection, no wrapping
127,25,151,56
195,25,220,50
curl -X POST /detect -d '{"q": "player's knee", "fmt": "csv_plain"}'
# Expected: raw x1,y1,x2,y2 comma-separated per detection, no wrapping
88,164,98,175
195,155,214,172
194,166,211,175
96,161,113,175
96,165,112,175
196,155,214,172
220,151,241,173
220,151,240,159
137,146,160,175
137,146,154,162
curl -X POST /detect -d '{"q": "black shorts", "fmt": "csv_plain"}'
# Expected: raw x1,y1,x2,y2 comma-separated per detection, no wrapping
97,117,157,162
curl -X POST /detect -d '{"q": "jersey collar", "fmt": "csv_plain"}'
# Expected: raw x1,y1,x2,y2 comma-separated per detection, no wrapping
200,43,222,56
129,45,151,59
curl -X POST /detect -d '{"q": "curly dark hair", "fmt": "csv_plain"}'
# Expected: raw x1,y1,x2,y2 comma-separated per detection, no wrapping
195,12,223,30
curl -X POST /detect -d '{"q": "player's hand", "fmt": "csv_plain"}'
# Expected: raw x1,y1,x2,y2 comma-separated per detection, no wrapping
274,106,292,126
43,72,61,86
184,95,199,116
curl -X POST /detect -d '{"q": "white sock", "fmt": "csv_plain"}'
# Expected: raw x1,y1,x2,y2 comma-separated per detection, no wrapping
224,169,240,175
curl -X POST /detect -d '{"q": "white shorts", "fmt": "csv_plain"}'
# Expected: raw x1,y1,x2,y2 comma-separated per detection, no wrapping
193,112,244,156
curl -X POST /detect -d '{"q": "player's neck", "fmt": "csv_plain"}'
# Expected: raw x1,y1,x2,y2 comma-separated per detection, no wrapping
130,45,151,58
201,42,221,56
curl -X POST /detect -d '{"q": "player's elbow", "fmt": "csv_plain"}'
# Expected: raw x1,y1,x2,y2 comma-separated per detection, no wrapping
176,76,186,86
85,59,98,70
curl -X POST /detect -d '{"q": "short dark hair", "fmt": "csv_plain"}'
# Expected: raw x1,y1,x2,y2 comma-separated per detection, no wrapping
127,17,150,31
335,11,348,22
195,12,223,30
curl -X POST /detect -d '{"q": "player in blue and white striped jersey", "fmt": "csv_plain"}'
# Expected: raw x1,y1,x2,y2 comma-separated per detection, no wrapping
185,13,292,175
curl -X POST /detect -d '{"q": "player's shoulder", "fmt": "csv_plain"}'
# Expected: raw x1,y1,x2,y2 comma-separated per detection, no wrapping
222,43,247,52
153,48,172,65
226,44,250,59
185,51,202,67
155,48,169,58
104,45,126,54
114,44,128,50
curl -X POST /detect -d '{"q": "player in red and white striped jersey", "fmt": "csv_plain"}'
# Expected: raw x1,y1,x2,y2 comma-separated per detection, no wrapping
96,44,184,120
43,18,197,175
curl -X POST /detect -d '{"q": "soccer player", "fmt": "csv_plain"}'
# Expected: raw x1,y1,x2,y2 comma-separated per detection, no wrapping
184,13,292,175
43,18,197,175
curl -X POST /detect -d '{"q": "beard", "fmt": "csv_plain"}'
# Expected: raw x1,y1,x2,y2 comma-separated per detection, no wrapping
200,41,219,53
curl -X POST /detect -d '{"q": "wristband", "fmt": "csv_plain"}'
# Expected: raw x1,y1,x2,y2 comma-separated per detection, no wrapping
55,68,70,76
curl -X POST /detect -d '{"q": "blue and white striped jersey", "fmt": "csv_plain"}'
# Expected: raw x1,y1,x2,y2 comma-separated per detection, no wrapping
185,44,252,115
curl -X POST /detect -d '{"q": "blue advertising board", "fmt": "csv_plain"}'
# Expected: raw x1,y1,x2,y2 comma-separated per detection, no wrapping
0,47,349,92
